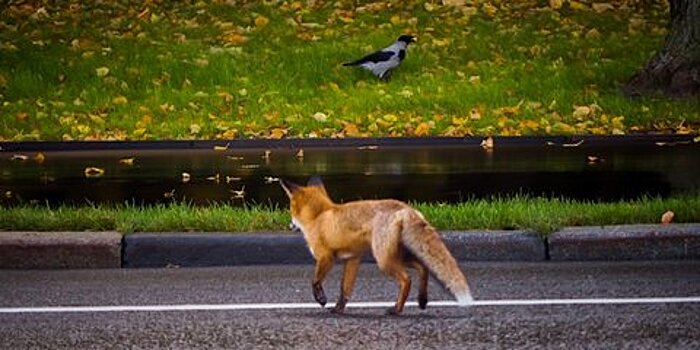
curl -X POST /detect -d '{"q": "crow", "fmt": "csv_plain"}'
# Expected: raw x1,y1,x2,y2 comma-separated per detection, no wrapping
343,35,417,81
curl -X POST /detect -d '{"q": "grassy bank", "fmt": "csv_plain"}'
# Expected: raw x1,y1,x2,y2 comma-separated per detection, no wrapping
1,1,698,141
1,196,698,235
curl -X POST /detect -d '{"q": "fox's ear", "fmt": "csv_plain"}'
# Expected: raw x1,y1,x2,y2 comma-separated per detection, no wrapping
280,179,301,198
307,175,324,188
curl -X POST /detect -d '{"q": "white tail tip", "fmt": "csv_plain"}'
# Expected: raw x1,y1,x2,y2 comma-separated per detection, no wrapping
456,293,474,306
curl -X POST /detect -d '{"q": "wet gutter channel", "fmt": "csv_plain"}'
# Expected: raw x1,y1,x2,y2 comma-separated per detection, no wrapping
1,135,698,206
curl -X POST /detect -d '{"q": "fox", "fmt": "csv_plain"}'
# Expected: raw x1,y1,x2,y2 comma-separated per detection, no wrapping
280,175,473,315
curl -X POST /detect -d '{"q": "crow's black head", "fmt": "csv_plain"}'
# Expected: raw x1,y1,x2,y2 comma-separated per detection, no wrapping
397,35,416,45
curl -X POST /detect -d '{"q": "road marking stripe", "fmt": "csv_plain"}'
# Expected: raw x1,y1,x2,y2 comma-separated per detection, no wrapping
1,297,700,314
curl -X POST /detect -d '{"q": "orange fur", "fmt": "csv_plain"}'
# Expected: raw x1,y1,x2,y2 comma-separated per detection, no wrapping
281,176,472,315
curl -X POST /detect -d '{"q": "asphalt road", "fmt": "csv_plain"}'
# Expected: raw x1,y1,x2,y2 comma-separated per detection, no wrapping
1,261,699,349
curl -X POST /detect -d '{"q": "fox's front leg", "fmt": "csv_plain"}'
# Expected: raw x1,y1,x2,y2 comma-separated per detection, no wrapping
332,257,361,314
312,255,334,307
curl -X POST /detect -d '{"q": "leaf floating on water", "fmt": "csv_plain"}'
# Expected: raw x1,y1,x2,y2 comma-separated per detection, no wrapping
655,141,691,147
119,157,135,166
206,174,221,183
213,143,229,151
262,150,272,160
264,176,280,184
563,139,585,148
181,172,191,183
661,210,674,224
694,136,700,143
34,152,45,164
11,154,29,161
227,155,244,161
226,176,241,184
230,186,246,199
84,167,105,178
587,155,605,164
480,136,494,150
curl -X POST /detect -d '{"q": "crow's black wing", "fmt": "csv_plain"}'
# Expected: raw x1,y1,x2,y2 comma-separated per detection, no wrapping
398,49,406,61
343,50,395,66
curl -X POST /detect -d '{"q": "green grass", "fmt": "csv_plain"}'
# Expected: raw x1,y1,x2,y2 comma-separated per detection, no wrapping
1,196,698,236
1,1,698,141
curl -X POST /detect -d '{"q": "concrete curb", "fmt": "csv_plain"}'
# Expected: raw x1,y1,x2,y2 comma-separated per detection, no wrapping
442,230,545,262
548,224,700,261
123,233,311,267
1,224,699,269
122,230,545,268
0,231,122,269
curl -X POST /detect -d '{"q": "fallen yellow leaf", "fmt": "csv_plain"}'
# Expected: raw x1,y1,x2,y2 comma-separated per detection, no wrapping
573,105,591,120
254,16,269,28
84,167,105,178
223,33,249,45
34,152,45,164
268,128,287,139
661,210,674,224
95,67,110,77
469,108,481,120
592,3,615,13
119,157,135,165
312,112,328,122
549,0,563,10
343,123,361,137
414,122,430,136
112,95,128,105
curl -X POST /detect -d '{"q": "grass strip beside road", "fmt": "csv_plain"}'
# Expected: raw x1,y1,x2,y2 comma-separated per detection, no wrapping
1,196,698,236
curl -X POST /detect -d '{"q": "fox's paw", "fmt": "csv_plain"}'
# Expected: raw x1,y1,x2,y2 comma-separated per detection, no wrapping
418,295,428,310
330,305,346,314
330,297,347,314
312,284,327,307
385,305,403,316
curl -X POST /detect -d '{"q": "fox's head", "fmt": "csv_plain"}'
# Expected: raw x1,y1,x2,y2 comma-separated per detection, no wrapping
280,175,334,227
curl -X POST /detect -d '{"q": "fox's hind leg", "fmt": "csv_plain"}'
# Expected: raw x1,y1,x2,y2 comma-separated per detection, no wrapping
376,259,411,315
410,260,429,309
372,214,412,315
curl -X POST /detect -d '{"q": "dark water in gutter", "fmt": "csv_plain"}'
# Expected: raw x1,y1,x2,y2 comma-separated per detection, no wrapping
1,136,698,206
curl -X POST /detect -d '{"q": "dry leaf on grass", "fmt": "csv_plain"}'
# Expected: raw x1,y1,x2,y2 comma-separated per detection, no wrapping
661,211,674,224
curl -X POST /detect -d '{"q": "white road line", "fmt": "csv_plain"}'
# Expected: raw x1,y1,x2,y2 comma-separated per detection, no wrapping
2,297,700,314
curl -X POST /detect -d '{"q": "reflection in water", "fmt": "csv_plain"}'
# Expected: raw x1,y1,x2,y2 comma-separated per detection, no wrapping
1,140,699,206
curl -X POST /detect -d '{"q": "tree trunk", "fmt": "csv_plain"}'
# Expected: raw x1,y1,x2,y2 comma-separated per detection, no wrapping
623,0,700,97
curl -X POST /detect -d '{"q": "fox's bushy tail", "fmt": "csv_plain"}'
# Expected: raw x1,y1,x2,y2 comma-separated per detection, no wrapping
398,209,473,305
